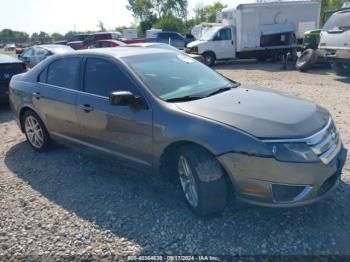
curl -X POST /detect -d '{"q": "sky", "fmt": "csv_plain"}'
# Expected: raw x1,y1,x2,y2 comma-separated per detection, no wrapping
0,0,252,34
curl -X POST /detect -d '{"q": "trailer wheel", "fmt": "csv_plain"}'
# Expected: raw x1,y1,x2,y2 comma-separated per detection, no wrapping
203,52,216,67
296,49,317,72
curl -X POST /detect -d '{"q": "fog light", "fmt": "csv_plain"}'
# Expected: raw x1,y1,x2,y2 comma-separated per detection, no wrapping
272,184,311,202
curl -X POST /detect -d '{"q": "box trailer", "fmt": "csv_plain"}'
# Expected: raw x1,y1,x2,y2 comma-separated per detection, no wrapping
187,0,321,66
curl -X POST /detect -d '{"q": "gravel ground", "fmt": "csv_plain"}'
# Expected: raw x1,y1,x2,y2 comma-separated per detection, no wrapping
0,60,350,260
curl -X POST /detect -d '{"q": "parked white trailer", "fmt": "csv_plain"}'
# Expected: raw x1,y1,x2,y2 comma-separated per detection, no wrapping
187,0,321,66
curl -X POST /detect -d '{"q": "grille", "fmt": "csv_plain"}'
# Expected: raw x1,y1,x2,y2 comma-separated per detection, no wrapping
305,119,341,165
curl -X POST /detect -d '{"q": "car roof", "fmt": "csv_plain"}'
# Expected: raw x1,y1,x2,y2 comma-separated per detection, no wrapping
72,46,174,58
128,42,162,47
94,31,121,35
37,44,74,53
0,54,22,64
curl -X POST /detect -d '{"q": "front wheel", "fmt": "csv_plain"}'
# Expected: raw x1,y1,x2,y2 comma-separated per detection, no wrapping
203,52,216,67
177,145,228,216
23,110,50,152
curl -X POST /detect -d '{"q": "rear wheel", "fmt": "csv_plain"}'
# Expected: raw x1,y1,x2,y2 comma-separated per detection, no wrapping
177,145,228,216
23,110,50,152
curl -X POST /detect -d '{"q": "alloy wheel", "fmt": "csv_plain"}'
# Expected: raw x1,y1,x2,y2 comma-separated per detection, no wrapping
178,156,199,207
25,116,44,149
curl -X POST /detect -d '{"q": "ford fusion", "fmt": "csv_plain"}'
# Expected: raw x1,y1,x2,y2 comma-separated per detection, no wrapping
9,48,347,216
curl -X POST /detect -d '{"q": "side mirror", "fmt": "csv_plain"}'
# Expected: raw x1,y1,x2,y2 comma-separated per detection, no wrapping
109,91,136,106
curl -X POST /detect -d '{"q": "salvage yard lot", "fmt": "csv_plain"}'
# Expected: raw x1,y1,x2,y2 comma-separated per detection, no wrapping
1,60,350,258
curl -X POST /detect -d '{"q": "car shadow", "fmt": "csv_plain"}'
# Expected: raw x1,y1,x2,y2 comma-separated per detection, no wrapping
4,141,350,255
0,103,13,123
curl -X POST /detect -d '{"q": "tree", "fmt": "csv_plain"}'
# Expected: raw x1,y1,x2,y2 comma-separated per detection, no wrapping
127,0,188,21
127,0,153,21
51,33,64,42
194,1,227,23
97,20,106,32
153,14,185,32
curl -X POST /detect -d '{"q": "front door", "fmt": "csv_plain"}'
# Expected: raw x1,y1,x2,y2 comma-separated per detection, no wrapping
213,28,235,59
76,57,153,168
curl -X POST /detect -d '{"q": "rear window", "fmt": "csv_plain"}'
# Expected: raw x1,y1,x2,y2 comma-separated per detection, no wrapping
47,58,81,90
0,63,25,81
323,11,350,31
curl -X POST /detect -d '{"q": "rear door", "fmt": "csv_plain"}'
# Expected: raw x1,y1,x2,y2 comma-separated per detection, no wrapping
37,57,82,140
76,57,153,168
213,28,235,59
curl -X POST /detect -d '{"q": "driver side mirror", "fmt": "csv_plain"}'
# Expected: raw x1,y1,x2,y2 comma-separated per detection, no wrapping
109,91,136,106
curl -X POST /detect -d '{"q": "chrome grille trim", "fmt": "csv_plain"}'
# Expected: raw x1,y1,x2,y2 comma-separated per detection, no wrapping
263,117,341,164
262,118,332,144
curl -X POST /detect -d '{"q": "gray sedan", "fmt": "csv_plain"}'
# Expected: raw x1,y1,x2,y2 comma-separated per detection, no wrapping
9,48,347,216
18,44,74,68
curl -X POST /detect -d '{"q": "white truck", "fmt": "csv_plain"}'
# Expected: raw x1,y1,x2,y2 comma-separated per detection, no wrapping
187,1,321,66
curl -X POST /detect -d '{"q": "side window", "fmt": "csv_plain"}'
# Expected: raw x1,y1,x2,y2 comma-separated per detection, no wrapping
100,42,112,48
38,67,48,83
47,58,81,90
84,58,138,97
35,48,49,57
214,28,232,41
22,48,34,58
171,34,183,40
159,33,169,40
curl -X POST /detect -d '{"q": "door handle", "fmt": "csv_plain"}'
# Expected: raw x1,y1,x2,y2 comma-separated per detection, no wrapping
231,40,234,45
33,92,41,99
79,104,94,113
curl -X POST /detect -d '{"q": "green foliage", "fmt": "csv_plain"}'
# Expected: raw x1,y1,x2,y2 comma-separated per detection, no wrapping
321,0,347,25
193,1,227,23
0,29,29,44
153,15,185,32
51,33,64,42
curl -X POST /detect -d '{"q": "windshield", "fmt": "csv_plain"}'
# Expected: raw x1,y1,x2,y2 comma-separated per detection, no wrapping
125,53,235,101
323,11,350,31
199,27,221,41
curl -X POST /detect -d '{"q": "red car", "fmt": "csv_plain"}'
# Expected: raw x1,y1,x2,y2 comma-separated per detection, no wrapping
87,39,126,49
67,32,145,50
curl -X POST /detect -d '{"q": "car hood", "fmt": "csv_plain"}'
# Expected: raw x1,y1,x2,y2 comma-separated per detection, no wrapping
187,40,207,48
175,86,330,139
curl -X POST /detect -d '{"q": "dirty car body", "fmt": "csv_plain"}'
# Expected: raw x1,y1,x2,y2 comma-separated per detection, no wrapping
9,48,347,214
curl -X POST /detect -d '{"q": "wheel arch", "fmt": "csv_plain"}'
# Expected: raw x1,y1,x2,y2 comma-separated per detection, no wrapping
19,106,39,133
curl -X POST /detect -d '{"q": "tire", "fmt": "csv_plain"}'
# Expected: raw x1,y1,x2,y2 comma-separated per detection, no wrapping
296,49,317,72
332,61,350,77
23,110,50,152
203,52,215,67
177,145,228,216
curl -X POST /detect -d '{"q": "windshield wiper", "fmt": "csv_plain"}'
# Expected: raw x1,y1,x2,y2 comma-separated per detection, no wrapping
165,95,204,102
205,86,232,97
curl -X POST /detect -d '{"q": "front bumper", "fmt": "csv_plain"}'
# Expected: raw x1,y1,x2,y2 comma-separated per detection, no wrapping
318,48,350,60
218,145,347,207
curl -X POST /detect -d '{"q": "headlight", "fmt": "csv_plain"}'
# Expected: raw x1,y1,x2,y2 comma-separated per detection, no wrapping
271,143,319,163
190,46,198,54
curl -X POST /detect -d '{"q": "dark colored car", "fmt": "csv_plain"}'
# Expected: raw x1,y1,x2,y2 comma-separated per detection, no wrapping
56,34,91,46
0,54,26,103
9,48,347,216
87,39,126,49
147,32,195,49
